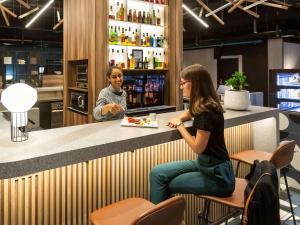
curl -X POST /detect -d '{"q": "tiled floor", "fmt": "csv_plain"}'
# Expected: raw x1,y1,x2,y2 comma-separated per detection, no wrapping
221,184,300,225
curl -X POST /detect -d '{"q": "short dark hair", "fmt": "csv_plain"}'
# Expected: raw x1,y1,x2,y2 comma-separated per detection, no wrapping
107,66,123,78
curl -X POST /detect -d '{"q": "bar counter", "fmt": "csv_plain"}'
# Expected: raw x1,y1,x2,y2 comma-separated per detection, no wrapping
0,106,278,179
0,106,279,225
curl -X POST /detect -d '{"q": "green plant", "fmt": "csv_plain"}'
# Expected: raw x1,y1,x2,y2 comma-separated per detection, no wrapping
225,71,248,91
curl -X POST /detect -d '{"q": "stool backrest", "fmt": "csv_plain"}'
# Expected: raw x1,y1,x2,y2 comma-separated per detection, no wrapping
270,140,296,169
133,196,185,225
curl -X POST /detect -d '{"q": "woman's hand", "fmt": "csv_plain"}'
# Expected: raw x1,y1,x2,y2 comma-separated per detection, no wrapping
168,117,182,128
109,103,124,114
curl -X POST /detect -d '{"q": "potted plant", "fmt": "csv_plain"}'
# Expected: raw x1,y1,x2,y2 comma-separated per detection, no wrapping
224,71,250,110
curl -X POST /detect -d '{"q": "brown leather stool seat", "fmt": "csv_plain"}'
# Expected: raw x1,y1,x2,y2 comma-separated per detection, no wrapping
196,178,247,225
90,196,185,225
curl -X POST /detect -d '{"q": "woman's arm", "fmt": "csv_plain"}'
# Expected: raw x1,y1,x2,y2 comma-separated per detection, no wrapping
177,125,210,155
178,111,192,122
168,117,210,155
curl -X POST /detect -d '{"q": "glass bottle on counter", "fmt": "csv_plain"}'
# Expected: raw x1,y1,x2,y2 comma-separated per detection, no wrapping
152,10,156,25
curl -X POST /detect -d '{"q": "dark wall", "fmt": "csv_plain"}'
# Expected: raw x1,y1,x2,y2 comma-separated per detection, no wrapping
214,41,268,106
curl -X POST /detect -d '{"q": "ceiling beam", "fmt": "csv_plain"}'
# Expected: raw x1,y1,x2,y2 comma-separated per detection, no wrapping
16,0,31,9
228,0,245,13
245,0,288,9
0,3,17,18
225,0,260,18
196,0,225,25
1,8,9,26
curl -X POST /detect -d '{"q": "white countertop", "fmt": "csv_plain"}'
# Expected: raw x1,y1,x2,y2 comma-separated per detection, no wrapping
0,105,278,179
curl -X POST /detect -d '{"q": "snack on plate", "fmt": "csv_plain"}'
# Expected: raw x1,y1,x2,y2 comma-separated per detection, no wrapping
127,117,140,123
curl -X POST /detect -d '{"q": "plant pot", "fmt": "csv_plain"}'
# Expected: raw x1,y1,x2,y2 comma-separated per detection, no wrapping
224,90,250,110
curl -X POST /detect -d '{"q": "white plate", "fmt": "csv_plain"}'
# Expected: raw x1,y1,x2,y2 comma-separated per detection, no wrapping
120,118,158,128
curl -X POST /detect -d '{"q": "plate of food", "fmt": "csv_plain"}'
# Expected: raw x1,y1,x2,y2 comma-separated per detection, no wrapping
120,117,158,128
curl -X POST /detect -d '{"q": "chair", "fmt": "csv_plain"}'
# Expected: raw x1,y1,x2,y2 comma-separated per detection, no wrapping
230,140,297,225
90,196,185,225
196,178,247,225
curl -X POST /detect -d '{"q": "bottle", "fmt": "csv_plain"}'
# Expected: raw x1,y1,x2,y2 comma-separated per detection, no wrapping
145,33,150,46
113,26,118,44
117,26,121,44
121,49,126,68
155,0,160,3
133,9,137,22
142,11,146,24
153,34,157,47
131,32,136,45
144,57,149,69
120,3,125,21
156,9,161,26
138,11,142,23
158,53,162,69
110,49,115,66
130,54,135,69
121,28,126,45
149,34,154,47
116,2,120,20
148,51,153,69
152,10,156,25
128,9,132,22
147,12,151,24
109,5,115,19
135,29,140,46
109,26,114,44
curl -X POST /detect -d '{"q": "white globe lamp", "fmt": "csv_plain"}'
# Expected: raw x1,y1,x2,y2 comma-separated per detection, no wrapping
1,83,37,141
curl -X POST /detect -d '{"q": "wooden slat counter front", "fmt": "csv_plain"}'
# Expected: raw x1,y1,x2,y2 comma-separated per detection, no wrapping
0,106,279,225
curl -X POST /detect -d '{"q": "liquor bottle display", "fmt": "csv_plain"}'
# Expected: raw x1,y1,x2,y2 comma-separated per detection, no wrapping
108,0,167,71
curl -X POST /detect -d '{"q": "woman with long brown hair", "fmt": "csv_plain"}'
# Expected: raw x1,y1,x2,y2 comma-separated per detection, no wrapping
150,64,235,204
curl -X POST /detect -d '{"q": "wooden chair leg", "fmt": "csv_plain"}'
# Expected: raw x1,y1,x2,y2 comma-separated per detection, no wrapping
235,161,241,177
282,168,297,225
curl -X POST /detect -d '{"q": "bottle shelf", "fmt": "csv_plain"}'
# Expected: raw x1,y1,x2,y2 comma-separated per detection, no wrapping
128,0,168,6
109,19,165,28
67,107,89,116
68,87,89,92
123,69,167,72
109,44,164,49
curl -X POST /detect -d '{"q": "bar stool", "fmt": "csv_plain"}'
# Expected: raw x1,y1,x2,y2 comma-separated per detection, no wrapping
230,140,297,225
196,178,247,225
90,196,185,225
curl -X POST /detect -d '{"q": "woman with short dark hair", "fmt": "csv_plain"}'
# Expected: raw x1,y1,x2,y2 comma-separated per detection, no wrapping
150,64,235,204
93,66,127,121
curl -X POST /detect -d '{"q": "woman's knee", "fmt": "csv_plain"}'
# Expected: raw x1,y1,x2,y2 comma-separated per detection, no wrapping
150,165,168,183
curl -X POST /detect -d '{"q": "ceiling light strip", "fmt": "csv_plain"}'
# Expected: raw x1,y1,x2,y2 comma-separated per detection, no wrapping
182,3,209,28
57,10,61,21
1,8,9,26
0,3,17,17
206,0,239,17
183,7,198,16
228,0,245,13
18,7,39,19
245,0,288,9
196,0,224,25
25,0,54,28
16,0,31,9
244,0,267,10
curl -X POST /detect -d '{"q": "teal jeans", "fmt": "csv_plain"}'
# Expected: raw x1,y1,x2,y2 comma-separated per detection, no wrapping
150,154,235,204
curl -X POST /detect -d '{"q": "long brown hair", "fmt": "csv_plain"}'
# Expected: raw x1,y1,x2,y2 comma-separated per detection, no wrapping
180,64,223,116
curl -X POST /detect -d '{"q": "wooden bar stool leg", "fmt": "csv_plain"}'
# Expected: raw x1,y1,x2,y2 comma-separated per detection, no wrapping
235,161,241,177
282,168,297,225
199,199,210,225
204,200,211,225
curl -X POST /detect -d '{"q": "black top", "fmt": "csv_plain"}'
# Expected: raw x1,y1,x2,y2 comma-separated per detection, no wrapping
192,110,229,161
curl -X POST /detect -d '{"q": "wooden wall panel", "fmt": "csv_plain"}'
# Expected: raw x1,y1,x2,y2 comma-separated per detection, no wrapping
0,124,252,225
168,0,183,108
65,110,88,126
